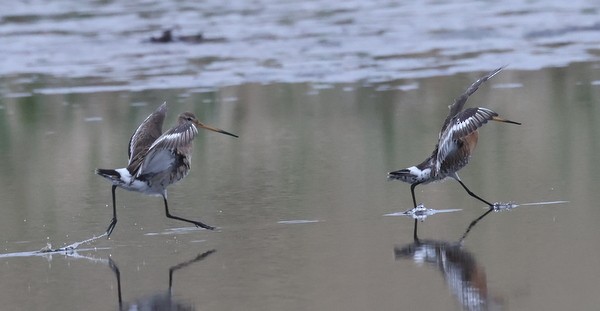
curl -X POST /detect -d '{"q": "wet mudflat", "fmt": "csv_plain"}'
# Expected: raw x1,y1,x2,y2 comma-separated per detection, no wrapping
2,1,600,310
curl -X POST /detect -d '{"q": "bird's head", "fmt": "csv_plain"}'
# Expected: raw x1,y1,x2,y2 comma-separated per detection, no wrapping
178,112,238,138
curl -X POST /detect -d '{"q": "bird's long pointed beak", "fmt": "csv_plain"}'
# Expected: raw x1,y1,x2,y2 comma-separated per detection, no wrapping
195,121,238,138
492,116,521,125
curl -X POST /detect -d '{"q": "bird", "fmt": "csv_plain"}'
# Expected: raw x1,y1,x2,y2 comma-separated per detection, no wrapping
388,67,520,209
96,102,238,237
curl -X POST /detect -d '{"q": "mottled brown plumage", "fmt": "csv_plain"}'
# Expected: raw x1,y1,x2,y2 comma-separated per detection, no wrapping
96,102,238,237
388,67,520,209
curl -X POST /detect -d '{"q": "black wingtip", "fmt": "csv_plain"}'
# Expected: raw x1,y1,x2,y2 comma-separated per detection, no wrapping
487,66,506,80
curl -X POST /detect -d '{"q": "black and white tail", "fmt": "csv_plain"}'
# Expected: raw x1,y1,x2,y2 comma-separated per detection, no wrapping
96,168,134,186
95,168,122,183
388,169,412,181
388,165,432,184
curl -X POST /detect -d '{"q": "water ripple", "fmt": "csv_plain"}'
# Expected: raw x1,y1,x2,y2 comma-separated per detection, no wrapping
1,0,599,92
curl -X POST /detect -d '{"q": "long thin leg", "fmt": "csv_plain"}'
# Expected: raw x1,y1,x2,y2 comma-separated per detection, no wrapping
458,208,494,243
162,195,215,230
106,185,118,238
455,179,494,208
410,182,422,208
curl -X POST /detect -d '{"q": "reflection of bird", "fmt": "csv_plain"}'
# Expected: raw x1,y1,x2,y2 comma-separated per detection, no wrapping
388,67,520,209
395,210,503,311
96,102,238,237
109,250,216,311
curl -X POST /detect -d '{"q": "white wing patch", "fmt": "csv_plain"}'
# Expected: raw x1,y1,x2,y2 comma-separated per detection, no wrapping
153,133,181,148
148,123,198,151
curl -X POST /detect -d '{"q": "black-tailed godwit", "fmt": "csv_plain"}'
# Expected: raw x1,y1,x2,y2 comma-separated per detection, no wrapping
388,67,520,209
96,102,237,237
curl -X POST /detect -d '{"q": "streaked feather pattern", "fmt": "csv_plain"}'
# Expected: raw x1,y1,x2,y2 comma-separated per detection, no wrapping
95,102,237,236
148,122,199,152
435,107,498,172
128,102,166,164
388,67,520,208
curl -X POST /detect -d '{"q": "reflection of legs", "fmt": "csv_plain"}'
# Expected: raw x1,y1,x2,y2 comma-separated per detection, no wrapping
410,182,422,208
413,219,419,242
108,258,123,308
106,185,118,237
459,208,494,242
162,194,215,230
169,250,216,288
456,179,494,207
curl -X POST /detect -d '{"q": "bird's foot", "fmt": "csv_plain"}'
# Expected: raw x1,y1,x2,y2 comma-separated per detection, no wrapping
404,204,430,221
193,221,215,231
414,204,427,212
105,218,117,238
490,201,518,211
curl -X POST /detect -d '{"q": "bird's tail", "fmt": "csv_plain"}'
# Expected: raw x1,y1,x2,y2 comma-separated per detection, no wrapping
388,168,413,181
95,168,123,184
492,116,521,125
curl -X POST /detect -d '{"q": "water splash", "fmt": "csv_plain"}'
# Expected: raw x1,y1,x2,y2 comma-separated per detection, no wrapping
384,204,462,221
145,226,210,236
517,200,569,206
0,233,108,259
491,200,569,211
39,233,108,253
277,220,321,224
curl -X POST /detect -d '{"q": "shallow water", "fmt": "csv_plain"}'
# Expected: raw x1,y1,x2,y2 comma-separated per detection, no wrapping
1,63,600,310
2,1,600,311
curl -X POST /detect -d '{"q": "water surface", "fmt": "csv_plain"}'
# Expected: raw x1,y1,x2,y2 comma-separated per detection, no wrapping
1,64,600,310
2,0,600,92
1,1,600,310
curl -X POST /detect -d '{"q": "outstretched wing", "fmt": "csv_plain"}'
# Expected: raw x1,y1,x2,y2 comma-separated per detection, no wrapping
440,67,504,136
133,121,199,178
435,107,498,169
128,102,167,164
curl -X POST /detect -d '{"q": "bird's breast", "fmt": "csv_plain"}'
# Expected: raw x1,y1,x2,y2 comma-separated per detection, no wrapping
437,134,477,177
464,131,479,153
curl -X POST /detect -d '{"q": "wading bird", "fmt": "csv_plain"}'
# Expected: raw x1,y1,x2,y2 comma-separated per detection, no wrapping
388,67,520,209
96,102,237,237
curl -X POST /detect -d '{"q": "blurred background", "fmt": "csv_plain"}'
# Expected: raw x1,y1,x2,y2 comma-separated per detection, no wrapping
1,1,599,310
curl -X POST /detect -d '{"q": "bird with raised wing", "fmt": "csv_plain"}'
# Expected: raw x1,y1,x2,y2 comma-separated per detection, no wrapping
96,102,237,237
388,67,520,209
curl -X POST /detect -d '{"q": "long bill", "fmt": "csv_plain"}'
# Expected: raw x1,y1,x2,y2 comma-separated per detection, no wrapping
195,121,239,138
492,116,521,125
